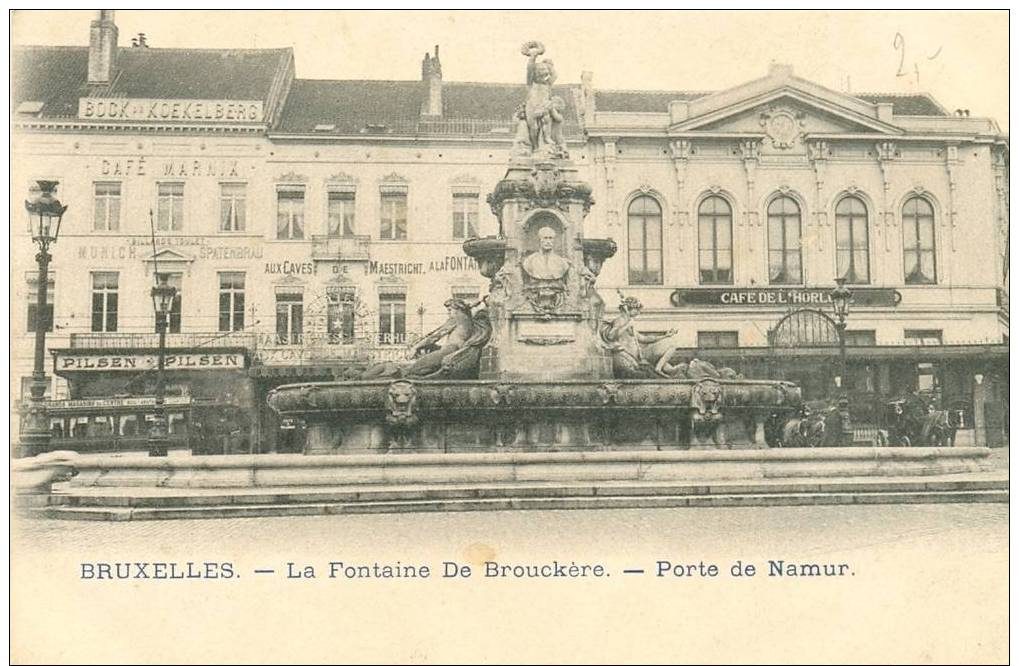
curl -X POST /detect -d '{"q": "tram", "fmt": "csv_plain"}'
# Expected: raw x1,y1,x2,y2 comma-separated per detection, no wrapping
35,395,251,454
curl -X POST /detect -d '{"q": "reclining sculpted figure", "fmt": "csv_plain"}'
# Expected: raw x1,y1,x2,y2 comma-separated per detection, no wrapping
361,298,492,380
598,296,677,378
600,295,744,380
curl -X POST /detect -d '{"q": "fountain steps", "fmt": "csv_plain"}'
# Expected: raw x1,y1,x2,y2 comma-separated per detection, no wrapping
31,475,1008,521
46,447,992,489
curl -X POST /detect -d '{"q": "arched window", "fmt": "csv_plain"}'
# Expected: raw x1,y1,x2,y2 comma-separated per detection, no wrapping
835,196,870,284
768,196,802,284
627,195,662,284
902,196,937,284
698,196,733,284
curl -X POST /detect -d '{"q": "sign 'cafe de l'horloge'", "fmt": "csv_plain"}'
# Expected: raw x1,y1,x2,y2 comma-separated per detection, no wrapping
11,11,1008,455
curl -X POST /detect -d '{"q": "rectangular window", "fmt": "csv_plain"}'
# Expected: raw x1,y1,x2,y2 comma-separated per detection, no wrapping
697,331,739,348
452,192,480,240
156,182,184,231
93,182,121,231
849,363,877,393
327,190,356,237
275,292,304,345
91,272,119,332
380,191,408,240
170,274,182,333
154,274,183,334
219,272,246,332
327,289,356,345
904,329,943,346
845,330,876,347
219,183,246,232
378,293,407,345
451,289,479,304
26,274,54,333
916,362,939,392
276,187,305,239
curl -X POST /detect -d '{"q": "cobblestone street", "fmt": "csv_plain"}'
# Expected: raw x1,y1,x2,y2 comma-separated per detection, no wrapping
13,503,1008,663
13,502,1008,558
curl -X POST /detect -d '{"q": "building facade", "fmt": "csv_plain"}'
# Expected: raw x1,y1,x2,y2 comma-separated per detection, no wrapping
11,12,1009,453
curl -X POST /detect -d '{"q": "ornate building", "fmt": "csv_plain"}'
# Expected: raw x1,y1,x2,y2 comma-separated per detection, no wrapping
11,12,1008,452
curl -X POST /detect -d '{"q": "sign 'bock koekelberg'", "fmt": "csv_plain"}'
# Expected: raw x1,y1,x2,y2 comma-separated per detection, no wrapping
78,99,264,123
670,288,902,308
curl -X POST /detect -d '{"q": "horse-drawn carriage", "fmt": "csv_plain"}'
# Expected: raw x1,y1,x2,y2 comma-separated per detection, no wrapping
876,393,958,447
764,391,959,448
765,399,846,448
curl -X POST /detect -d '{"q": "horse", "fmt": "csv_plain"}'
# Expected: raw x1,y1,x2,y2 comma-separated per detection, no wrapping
771,403,827,447
883,394,958,447
918,405,957,447
881,400,916,447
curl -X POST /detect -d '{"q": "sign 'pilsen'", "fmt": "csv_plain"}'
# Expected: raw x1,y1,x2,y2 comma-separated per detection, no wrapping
54,352,245,372
78,99,264,123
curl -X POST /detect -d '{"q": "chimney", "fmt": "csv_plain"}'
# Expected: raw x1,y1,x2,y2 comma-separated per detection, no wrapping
876,102,894,123
88,10,119,85
580,71,596,119
421,45,442,117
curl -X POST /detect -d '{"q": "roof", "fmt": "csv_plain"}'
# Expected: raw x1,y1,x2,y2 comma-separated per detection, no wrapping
11,44,950,132
595,90,706,112
12,45,292,118
276,79,583,137
854,93,947,116
595,88,948,117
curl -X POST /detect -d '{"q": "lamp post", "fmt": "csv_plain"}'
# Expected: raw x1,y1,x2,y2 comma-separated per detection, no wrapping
149,272,177,457
18,181,67,458
973,372,986,447
830,277,853,445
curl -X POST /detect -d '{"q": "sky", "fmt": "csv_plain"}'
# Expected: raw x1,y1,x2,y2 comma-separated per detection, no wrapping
10,9,1010,130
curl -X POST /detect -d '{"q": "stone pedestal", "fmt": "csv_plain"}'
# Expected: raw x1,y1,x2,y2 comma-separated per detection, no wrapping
479,313,612,381
468,157,615,381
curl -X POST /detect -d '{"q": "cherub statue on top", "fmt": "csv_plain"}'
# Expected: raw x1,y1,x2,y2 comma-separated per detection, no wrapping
514,41,568,159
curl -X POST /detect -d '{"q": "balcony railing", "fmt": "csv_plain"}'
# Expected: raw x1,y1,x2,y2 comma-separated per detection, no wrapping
69,331,257,350
310,234,371,261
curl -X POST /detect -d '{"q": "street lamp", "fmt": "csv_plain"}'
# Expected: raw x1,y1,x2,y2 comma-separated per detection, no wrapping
18,181,67,458
148,272,177,457
830,277,853,445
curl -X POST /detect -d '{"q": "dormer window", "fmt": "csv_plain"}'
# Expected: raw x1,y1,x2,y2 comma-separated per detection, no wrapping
16,101,44,116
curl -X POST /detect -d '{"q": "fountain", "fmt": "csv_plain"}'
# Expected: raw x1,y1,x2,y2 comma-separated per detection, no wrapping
17,43,995,517
265,41,803,454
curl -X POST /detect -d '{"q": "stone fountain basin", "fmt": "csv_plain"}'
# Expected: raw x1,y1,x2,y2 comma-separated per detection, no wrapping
266,378,802,454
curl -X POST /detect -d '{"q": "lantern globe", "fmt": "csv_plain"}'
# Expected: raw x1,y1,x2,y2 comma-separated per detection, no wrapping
24,180,67,244
830,277,852,322
151,273,178,315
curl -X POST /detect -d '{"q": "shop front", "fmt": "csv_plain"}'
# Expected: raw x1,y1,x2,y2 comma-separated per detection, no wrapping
682,343,1007,446
663,287,1007,446
49,346,256,454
